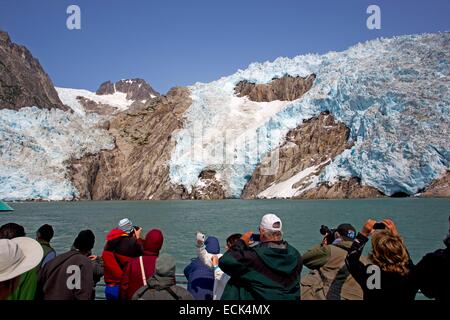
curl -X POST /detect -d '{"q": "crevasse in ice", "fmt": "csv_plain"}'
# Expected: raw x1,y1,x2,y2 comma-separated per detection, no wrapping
170,32,450,197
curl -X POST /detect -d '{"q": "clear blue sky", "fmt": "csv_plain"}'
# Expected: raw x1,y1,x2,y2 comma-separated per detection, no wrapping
0,0,449,93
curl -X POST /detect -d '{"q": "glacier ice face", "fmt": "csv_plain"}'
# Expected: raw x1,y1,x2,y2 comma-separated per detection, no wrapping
0,107,115,201
170,32,450,197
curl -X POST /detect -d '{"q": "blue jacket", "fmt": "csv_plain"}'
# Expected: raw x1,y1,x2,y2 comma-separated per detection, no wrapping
183,236,220,300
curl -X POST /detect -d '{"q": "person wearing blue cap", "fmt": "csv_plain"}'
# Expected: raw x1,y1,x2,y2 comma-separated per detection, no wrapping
184,234,220,300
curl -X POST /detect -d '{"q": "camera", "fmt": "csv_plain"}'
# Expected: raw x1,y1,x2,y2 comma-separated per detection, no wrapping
373,222,386,230
320,225,336,244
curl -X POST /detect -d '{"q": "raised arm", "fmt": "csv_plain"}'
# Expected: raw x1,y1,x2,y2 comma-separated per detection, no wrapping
345,219,375,287
302,244,330,270
218,231,255,278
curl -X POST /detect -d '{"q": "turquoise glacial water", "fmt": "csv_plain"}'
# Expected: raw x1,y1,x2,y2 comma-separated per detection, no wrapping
1,198,448,299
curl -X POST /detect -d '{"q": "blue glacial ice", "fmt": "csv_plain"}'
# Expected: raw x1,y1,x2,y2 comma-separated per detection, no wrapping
169,32,450,197
0,107,115,201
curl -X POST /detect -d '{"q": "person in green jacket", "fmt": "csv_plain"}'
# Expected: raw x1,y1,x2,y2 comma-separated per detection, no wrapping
0,222,41,300
36,224,56,268
219,213,302,300
0,237,43,300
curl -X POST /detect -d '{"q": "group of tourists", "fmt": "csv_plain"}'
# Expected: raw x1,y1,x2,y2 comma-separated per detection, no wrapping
0,213,448,300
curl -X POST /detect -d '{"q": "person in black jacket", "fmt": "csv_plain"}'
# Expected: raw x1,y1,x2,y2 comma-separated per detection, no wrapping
409,216,450,301
345,219,417,300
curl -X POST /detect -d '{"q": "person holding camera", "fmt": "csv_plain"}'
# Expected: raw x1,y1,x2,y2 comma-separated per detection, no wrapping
183,234,219,300
218,213,302,300
301,223,365,300
345,219,417,300
119,229,164,300
196,232,242,300
102,218,143,300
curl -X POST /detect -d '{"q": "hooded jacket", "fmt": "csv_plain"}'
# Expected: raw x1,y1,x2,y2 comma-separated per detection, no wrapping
184,236,220,300
132,254,193,300
102,228,143,285
37,250,94,300
119,229,164,300
219,239,302,300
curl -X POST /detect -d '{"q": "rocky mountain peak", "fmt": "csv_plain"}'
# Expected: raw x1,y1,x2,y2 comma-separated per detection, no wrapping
96,78,159,101
0,30,66,111
0,31,12,44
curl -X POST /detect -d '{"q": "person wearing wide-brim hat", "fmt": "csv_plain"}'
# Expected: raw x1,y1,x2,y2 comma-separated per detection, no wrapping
0,237,44,300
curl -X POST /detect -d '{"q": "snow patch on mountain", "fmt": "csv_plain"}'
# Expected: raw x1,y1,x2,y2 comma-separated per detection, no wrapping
56,87,135,116
0,107,115,201
170,32,450,197
258,161,328,198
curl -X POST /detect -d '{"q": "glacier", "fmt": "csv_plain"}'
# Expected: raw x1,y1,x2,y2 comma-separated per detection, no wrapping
169,32,450,197
0,107,115,201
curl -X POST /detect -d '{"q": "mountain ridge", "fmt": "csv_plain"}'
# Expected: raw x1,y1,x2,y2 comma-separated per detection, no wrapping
0,30,449,201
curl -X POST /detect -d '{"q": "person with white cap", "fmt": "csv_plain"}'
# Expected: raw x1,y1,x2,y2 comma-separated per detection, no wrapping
0,237,43,300
102,218,143,300
219,213,303,300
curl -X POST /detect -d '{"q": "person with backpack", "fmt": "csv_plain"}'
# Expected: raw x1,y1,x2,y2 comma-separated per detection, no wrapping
301,223,365,300
36,224,56,268
38,230,96,300
409,216,450,300
132,254,193,300
120,229,164,300
102,218,143,300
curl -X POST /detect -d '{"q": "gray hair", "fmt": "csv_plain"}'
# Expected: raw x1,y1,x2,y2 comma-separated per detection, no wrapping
262,228,283,240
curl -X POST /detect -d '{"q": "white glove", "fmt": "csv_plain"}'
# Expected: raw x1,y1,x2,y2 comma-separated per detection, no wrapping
196,231,205,246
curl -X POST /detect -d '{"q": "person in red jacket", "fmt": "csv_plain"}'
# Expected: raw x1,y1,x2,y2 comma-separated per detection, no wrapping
119,229,164,300
102,218,143,300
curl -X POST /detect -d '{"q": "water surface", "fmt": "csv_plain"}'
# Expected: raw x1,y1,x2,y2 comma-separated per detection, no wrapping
2,198,448,273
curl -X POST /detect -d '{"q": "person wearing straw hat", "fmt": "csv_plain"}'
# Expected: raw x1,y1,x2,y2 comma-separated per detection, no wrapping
0,237,43,300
